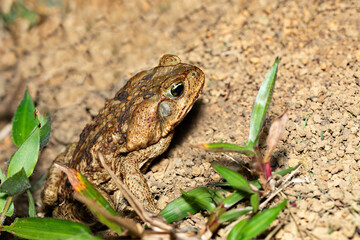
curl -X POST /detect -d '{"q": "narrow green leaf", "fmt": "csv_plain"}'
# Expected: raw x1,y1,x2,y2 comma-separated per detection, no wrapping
27,190,36,217
274,165,299,177
62,167,117,216
0,168,6,183
212,164,253,194
228,200,287,240
8,127,40,178
64,232,103,240
222,191,247,208
39,114,51,148
228,219,248,240
180,189,217,212
0,168,31,195
58,166,123,233
247,58,279,147
160,188,221,223
1,218,94,240
12,90,39,147
0,194,14,216
200,143,255,156
219,208,252,223
250,193,259,212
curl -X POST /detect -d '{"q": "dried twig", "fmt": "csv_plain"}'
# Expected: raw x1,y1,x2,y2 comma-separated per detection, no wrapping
259,164,302,210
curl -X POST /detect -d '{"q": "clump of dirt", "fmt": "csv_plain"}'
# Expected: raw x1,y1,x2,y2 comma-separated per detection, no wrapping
1,0,359,239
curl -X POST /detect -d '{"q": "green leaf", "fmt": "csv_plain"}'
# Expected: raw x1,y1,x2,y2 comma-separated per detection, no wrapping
0,194,14,216
200,143,255,156
1,218,94,240
222,191,247,208
228,219,248,240
0,168,31,195
39,113,51,148
59,167,122,234
27,190,36,217
247,58,279,147
212,164,253,194
7,127,40,178
274,165,299,177
61,168,118,216
219,208,252,223
160,188,221,223
0,168,6,183
228,200,287,240
64,232,103,240
250,193,259,212
12,90,39,147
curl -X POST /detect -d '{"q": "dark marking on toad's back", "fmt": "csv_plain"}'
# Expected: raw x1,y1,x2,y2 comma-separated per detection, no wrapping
41,54,205,223
115,91,129,102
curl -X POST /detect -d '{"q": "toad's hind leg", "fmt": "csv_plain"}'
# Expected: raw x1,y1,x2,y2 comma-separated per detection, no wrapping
118,160,159,213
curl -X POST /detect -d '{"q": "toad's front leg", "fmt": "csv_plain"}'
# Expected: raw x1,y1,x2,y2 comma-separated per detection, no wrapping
116,159,159,213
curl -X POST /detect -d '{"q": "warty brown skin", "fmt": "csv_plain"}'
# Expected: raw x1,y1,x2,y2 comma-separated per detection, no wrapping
41,54,205,223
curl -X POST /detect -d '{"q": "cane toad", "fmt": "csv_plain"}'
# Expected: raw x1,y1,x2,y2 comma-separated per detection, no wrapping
42,54,205,222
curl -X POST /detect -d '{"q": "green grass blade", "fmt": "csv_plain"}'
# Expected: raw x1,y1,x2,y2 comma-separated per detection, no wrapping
64,232,103,240
160,188,221,223
0,168,30,195
39,113,51,148
228,200,287,240
219,208,252,223
27,190,36,217
212,164,253,194
0,168,6,183
61,167,118,216
222,191,247,208
8,127,40,178
0,218,94,240
247,58,279,147
12,90,39,147
0,194,14,217
228,219,248,240
58,166,123,233
250,193,259,212
199,143,255,156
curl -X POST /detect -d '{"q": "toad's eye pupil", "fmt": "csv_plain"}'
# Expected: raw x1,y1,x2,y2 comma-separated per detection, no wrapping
171,82,184,97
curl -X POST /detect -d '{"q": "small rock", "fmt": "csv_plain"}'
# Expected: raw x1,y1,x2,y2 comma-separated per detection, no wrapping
191,166,203,177
312,200,323,212
210,173,221,182
328,188,344,200
288,158,300,167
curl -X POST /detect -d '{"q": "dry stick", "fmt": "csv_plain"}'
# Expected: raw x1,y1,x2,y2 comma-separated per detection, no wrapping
97,153,173,232
264,222,284,240
259,164,302,210
279,192,305,240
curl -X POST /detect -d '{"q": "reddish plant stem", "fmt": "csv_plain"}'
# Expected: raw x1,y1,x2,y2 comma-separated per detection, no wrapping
207,204,227,233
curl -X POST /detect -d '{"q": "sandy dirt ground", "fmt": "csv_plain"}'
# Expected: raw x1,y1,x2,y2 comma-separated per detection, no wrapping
0,0,360,239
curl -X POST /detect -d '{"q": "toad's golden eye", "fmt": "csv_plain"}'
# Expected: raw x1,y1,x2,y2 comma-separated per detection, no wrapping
170,82,184,98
